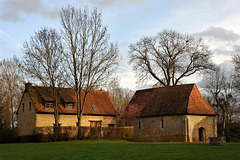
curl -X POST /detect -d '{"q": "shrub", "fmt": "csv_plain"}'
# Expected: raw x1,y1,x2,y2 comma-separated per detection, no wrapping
0,128,18,143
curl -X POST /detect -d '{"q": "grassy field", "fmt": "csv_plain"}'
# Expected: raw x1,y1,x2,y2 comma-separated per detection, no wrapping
0,140,239,160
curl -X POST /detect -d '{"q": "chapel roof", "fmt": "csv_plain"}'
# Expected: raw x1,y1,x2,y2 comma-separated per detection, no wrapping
128,84,216,117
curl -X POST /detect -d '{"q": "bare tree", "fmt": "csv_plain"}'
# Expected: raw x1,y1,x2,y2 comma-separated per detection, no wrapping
233,52,240,90
0,56,24,129
232,52,240,122
107,78,135,111
202,66,237,137
22,28,64,126
129,29,214,86
60,6,119,126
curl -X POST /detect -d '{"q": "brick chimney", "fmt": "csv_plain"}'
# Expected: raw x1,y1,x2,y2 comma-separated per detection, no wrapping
25,83,32,92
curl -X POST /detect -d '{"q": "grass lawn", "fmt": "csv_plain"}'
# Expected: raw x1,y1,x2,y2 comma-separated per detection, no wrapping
0,140,239,160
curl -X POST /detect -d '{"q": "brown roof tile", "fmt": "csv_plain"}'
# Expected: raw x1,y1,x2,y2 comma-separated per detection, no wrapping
27,86,117,115
128,84,216,117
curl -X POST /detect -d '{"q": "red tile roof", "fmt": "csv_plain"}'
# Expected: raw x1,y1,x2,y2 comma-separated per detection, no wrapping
27,85,117,116
128,84,216,117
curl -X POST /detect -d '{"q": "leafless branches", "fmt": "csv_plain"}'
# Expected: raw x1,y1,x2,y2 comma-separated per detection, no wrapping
0,56,24,129
60,6,119,126
129,29,214,86
22,28,64,126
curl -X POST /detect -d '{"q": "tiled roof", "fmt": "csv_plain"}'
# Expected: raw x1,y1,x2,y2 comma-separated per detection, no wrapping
128,84,216,117
27,85,118,115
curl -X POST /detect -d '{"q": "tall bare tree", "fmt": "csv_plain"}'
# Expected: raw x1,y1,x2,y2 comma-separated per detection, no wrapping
23,28,64,126
60,6,119,126
0,56,24,129
203,66,237,137
232,52,240,122
129,29,214,86
233,51,240,90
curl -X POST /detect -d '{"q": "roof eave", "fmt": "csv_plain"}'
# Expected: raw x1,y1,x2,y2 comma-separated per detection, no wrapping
35,111,117,117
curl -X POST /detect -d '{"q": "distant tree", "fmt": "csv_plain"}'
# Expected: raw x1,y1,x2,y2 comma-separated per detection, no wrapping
0,56,24,129
22,28,64,126
129,29,214,86
107,78,135,111
233,51,240,90
232,51,240,122
203,66,237,137
60,6,119,126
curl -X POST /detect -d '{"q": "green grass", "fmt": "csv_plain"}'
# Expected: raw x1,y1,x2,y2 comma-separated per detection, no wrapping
0,140,240,160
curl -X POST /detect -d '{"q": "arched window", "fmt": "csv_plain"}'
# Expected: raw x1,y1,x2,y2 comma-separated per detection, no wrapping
161,119,164,129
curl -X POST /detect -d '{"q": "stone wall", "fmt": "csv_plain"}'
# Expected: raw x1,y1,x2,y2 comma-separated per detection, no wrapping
132,115,217,142
133,115,186,142
36,114,116,127
186,115,217,142
18,92,36,136
209,137,226,146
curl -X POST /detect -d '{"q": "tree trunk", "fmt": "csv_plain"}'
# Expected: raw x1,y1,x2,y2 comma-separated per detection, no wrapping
11,104,14,130
222,111,226,136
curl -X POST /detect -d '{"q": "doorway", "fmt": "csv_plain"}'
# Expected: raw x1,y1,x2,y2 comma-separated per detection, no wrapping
90,121,102,139
199,127,206,142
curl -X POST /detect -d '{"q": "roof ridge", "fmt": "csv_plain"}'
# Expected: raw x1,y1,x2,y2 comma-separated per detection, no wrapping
31,85,109,93
185,84,196,114
136,83,195,92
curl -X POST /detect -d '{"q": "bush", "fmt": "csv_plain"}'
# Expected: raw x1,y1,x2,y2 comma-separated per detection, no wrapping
0,128,18,143
218,122,240,142
102,127,134,140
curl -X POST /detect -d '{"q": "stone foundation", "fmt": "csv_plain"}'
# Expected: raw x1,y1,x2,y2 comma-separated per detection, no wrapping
209,137,226,146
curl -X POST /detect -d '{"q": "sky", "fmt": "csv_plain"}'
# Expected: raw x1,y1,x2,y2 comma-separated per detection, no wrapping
1,0,240,90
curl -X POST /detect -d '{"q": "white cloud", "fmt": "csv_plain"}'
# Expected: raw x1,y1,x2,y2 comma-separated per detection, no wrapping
195,27,240,42
194,27,240,62
0,0,60,21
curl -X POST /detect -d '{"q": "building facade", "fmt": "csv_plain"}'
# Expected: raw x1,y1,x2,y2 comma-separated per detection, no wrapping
128,84,217,142
17,83,117,136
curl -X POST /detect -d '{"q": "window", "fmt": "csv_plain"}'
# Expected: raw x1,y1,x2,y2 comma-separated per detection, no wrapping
65,103,74,110
91,105,97,111
138,120,142,130
45,102,54,109
22,103,25,112
29,102,31,111
108,124,115,127
161,120,164,129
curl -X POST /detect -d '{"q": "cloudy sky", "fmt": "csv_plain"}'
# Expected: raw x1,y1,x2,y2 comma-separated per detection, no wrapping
1,0,240,90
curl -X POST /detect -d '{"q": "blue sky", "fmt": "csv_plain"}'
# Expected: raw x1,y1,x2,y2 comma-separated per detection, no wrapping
1,0,240,89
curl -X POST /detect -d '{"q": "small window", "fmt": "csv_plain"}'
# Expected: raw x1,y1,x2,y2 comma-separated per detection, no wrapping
138,120,142,130
22,103,25,112
29,102,31,111
161,120,164,129
45,102,54,109
108,124,115,127
91,105,97,111
65,103,74,110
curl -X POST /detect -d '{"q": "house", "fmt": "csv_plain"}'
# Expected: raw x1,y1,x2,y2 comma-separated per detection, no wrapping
17,83,118,136
128,84,217,142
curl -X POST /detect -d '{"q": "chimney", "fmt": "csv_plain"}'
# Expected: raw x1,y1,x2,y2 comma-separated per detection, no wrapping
25,83,32,92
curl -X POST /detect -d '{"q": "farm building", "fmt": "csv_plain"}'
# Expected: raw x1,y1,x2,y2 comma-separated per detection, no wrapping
128,84,217,142
17,83,118,136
